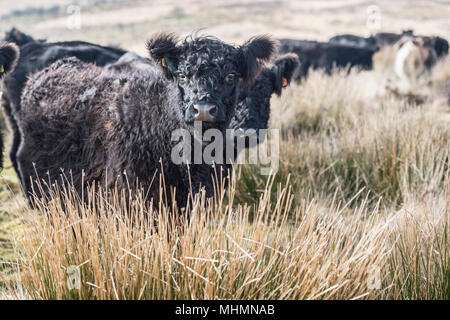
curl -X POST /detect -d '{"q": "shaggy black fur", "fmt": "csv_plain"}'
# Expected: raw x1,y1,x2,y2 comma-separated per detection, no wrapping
102,52,155,77
105,52,299,138
278,39,376,81
18,33,276,207
0,42,19,170
1,40,126,181
104,52,299,177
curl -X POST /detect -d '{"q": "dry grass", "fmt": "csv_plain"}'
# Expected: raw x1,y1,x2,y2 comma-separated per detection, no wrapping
1,169,447,300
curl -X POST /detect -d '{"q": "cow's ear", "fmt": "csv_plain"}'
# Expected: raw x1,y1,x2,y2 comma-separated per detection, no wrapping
0,42,19,79
239,35,277,87
146,32,180,78
271,53,300,96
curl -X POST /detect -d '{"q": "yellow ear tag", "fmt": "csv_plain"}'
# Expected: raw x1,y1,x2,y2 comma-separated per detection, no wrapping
0,65,4,73
161,57,167,68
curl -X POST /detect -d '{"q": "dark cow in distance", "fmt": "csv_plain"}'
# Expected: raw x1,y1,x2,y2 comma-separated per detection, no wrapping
278,39,376,81
1,39,127,181
329,34,379,50
0,42,19,170
3,27,39,47
17,33,277,207
430,36,448,58
373,30,414,48
373,30,448,58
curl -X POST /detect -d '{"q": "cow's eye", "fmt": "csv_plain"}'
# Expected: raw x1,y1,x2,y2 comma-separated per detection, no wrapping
178,73,187,83
225,73,235,85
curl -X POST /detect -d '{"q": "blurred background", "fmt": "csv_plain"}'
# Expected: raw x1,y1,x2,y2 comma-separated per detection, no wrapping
1,0,449,55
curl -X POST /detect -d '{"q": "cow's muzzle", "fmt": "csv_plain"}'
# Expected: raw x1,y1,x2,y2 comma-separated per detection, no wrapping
193,103,217,123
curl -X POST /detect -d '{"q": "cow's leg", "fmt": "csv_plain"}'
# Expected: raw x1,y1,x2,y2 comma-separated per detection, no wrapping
16,141,36,206
1,95,22,178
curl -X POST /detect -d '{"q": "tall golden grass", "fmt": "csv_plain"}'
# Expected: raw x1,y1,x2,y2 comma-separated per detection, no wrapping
3,169,448,300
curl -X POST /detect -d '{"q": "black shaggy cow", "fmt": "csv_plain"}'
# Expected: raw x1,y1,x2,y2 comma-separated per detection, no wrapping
105,51,300,166
278,39,376,81
0,42,20,170
105,51,299,136
1,40,126,181
17,33,276,207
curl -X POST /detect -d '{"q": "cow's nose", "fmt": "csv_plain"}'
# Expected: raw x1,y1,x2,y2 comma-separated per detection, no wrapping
193,104,217,122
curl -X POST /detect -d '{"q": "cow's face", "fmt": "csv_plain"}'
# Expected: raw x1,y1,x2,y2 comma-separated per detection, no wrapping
232,53,300,132
147,33,276,132
0,42,19,80
266,53,300,97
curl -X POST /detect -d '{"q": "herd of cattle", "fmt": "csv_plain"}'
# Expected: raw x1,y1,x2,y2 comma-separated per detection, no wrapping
0,28,448,208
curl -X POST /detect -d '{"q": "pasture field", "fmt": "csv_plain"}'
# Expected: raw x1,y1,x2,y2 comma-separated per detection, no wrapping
0,0,449,300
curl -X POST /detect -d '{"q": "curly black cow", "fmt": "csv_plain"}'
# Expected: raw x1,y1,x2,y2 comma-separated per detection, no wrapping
17,33,277,207
104,51,300,175
0,42,19,170
1,39,126,181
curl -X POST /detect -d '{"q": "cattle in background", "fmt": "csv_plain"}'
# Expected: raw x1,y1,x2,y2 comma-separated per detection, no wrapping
0,42,19,170
374,30,414,48
3,28,38,46
17,33,276,207
374,30,448,59
432,36,449,58
329,34,378,50
1,40,126,181
278,39,376,81
394,36,437,83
